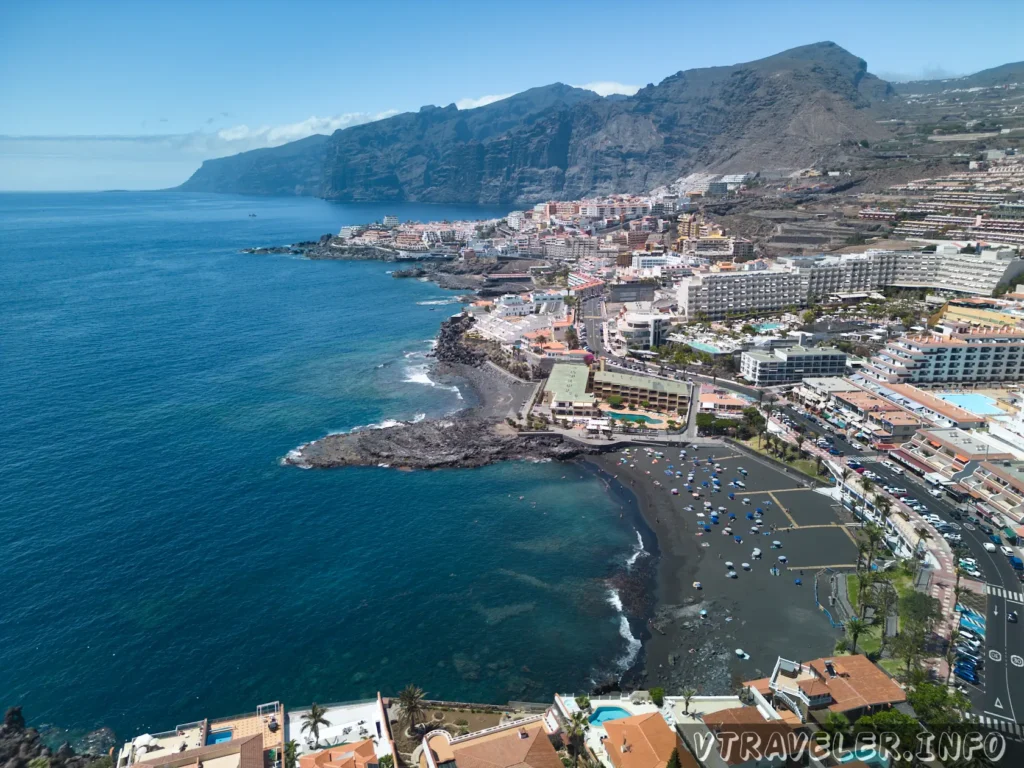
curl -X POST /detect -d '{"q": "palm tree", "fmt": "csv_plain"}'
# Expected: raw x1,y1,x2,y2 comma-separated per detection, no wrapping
284,741,298,768
863,524,884,575
301,704,331,748
682,687,697,714
857,571,875,621
945,627,962,685
565,710,589,768
847,617,865,654
840,468,852,503
398,684,428,733
860,477,874,496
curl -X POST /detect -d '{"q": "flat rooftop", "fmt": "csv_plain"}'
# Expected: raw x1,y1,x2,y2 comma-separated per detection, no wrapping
545,364,594,403
801,377,860,393
593,369,690,396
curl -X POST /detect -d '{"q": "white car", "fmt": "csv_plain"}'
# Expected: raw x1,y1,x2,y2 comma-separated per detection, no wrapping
984,543,998,553
1002,546,1016,557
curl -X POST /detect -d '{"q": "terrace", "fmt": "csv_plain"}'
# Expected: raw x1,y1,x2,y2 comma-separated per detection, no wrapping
287,700,392,759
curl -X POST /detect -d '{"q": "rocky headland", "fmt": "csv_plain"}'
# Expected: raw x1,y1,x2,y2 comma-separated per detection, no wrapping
284,316,605,470
0,708,113,768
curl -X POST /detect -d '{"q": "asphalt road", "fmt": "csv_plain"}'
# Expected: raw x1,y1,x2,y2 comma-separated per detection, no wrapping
777,404,860,457
581,296,604,356
865,461,1024,729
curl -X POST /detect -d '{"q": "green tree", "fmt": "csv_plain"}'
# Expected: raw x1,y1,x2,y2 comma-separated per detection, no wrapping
682,687,697,714
607,395,624,408
907,681,970,728
565,711,589,768
565,326,580,349
378,757,394,768
741,324,757,335
846,617,865,654
285,742,299,768
665,748,681,768
853,710,921,765
398,684,428,732
649,687,665,707
301,703,332,748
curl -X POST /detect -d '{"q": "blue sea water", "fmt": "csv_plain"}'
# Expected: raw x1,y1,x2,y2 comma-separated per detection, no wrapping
0,192,646,738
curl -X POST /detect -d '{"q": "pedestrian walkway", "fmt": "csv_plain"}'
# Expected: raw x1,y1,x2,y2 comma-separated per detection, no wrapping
986,584,1024,603
972,714,1024,740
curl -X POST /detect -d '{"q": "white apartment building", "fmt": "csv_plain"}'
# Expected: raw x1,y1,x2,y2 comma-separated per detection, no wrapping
677,267,805,320
494,291,565,318
863,326,1024,386
506,211,525,230
382,215,399,228
739,346,847,386
609,303,670,352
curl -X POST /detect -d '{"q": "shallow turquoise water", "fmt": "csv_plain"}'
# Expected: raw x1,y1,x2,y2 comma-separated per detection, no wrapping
612,413,663,424
937,393,1002,415
686,341,722,354
588,706,632,725
0,192,645,738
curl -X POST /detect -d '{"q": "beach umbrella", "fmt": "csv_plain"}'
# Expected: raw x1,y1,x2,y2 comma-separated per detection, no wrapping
794,578,802,585
773,540,782,548
729,512,736,519
671,488,679,495
692,492,700,498
729,492,735,500
727,571,738,579
702,481,709,487
703,525,711,532
735,536,742,543
700,609,708,617
723,527,732,534
778,555,788,562
742,562,751,570
752,548,761,558
746,512,754,520
756,508,763,514
696,512,705,517
725,561,734,568
764,500,772,505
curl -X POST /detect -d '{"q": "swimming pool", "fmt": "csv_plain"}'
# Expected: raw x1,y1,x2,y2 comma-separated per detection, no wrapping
687,341,722,354
756,322,781,332
838,747,889,767
937,393,1003,416
589,706,632,726
206,729,233,745
611,413,663,425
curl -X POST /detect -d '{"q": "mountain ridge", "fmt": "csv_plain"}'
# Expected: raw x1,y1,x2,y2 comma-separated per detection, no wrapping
181,41,900,204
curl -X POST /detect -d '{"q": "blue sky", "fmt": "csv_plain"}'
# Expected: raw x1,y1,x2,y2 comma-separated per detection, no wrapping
2,0,1022,190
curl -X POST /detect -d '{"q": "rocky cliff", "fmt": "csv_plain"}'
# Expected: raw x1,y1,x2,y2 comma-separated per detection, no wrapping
180,42,898,204
0,708,111,768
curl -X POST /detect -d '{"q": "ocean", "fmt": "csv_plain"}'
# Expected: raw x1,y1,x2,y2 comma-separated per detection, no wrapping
0,191,648,739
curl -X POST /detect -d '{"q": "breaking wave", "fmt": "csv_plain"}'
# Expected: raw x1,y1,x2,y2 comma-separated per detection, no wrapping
625,529,648,569
416,297,461,306
606,587,642,671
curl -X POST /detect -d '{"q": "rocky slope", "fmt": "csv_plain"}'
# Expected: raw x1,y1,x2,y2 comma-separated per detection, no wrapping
181,42,899,204
0,708,110,768
284,415,598,470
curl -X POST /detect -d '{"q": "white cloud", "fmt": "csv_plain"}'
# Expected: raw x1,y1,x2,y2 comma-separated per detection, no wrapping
216,110,399,149
0,109,400,191
574,81,641,97
455,93,514,110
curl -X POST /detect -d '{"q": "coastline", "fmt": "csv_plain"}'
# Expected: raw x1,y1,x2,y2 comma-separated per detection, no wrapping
584,447,847,695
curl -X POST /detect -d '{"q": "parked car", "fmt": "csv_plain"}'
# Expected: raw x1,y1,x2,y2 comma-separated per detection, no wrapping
1002,546,1016,558
980,524,994,535
984,543,998,553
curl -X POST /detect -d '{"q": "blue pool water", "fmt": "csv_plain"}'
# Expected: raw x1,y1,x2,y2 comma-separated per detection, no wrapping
206,730,233,745
938,393,1003,415
589,706,632,726
756,322,781,332
838,747,889,767
610,413,664,425
686,341,722,354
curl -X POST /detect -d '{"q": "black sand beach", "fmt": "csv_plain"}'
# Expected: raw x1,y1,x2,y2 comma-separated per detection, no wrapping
588,442,858,694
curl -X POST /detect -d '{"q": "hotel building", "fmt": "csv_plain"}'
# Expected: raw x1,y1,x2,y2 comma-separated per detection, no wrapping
862,327,1024,386
739,346,847,386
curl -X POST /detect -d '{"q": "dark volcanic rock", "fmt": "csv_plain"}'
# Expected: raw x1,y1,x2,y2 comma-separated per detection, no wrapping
433,315,485,366
0,708,106,768
285,415,599,470
181,42,899,204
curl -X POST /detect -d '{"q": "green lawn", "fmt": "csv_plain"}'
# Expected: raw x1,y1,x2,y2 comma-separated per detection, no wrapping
740,436,827,482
